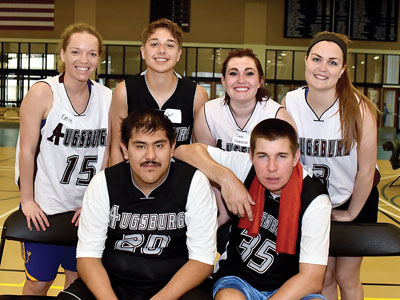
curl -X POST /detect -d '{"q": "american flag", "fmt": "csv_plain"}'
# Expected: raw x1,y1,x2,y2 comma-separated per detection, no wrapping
0,0,54,30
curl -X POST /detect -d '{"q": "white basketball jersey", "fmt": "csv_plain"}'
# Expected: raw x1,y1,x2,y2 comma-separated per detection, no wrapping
15,75,111,215
285,87,357,207
205,97,282,153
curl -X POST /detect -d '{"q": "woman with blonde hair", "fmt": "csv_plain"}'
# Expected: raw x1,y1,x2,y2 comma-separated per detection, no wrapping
283,31,378,300
17,23,111,295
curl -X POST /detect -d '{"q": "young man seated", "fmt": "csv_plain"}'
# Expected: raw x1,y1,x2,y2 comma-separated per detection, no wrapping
58,109,217,300
174,118,331,300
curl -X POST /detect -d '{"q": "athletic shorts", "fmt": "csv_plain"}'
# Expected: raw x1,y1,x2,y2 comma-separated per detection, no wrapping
59,277,213,300
213,275,327,300
22,242,77,282
335,186,379,223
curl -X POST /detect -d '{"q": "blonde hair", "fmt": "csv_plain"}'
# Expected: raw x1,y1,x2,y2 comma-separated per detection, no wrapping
307,31,377,153
57,23,103,73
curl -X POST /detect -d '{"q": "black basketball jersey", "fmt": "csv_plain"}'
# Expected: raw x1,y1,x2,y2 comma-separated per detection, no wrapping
214,167,327,291
103,159,196,299
125,74,197,147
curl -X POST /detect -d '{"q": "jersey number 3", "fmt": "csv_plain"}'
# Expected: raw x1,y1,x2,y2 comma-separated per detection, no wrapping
313,164,330,189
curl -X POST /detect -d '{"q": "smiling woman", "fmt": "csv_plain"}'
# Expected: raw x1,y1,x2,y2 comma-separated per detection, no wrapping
193,48,296,226
304,41,346,101
283,31,378,300
15,23,112,296
60,32,101,93
194,48,296,154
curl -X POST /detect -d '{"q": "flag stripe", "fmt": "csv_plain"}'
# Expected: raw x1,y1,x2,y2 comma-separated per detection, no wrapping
0,7,54,12
0,20,53,26
0,4,54,8
0,12,54,17
0,25,53,30
0,0,54,30
0,0,54,4
0,16,54,21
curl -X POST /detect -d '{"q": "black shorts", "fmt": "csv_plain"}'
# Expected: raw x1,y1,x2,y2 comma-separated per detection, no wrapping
335,186,379,223
57,277,213,300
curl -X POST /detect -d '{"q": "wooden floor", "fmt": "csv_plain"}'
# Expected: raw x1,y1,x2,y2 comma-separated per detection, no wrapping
0,146,400,298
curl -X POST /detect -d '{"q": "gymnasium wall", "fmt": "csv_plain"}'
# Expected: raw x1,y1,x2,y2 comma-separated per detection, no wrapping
0,0,400,52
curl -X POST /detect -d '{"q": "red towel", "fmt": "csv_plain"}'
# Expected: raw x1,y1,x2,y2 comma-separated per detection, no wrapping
238,175,266,237
238,162,303,255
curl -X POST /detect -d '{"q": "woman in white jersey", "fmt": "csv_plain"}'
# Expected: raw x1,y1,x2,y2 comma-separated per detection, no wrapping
283,32,378,300
18,23,111,295
194,49,295,227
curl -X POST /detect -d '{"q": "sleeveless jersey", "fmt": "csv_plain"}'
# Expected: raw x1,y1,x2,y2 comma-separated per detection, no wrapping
125,71,196,147
214,167,327,291
285,87,358,207
23,75,111,215
205,97,282,153
103,160,196,298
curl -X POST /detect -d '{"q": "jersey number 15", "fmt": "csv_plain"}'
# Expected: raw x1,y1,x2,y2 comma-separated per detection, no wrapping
60,155,98,185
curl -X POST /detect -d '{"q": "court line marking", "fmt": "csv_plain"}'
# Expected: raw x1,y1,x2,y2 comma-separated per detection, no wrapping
0,206,18,220
0,282,398,298
381,175,400,180
0,280,62,290
379,207,400,220
380,198,400,213
0,196,20,202
0,167,14,170
0,280,398,297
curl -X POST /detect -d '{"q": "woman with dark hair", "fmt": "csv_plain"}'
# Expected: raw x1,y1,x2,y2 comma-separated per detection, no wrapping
283,32,378,300
194,48,295,226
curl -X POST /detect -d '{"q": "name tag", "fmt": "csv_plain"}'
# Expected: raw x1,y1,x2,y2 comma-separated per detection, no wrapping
164,108,182,124
59,110,75,128
232,131,250,147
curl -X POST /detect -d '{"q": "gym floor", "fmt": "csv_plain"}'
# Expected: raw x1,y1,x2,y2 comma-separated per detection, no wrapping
0,122,399,298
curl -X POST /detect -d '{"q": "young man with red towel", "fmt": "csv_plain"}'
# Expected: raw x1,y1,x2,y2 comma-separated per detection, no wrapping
174,118,331,300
